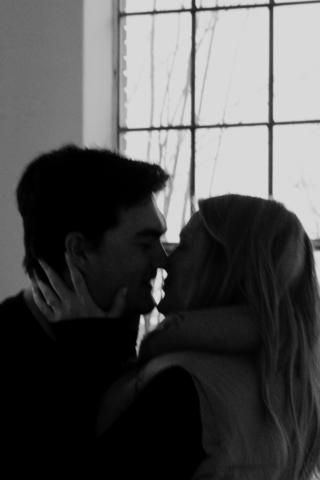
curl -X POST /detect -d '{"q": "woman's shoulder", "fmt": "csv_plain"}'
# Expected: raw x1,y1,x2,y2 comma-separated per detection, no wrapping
138,350,257,388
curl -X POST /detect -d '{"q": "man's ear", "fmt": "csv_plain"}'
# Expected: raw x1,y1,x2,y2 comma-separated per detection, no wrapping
64,232,94,271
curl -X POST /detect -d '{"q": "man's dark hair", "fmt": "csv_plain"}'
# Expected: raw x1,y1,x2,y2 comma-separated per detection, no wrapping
16,144,169,279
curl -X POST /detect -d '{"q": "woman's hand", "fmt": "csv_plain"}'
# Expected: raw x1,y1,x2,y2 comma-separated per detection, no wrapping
32,253,127,322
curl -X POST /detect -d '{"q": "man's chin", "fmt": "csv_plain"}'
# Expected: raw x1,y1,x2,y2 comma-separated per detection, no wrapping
156,298,168,315
128,295,156,316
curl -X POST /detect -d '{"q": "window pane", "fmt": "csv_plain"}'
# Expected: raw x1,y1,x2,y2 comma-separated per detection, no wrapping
195,126,268,198
120,130,191,242
119,13,191,128
273,124,320,239
121,0,191,13
197,0,266,7
196,8,269,125
274,4,320,122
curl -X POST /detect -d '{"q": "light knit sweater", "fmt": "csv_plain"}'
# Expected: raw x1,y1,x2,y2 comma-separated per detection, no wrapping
97,308,300,479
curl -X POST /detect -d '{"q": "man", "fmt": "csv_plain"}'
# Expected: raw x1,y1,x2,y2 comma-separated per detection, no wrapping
1,144,170,476
2,145,255,479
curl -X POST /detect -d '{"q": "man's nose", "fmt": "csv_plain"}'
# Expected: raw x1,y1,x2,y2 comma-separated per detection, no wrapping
153,242,168,270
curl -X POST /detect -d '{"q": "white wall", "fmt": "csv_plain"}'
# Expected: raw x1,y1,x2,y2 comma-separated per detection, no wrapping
83,0,116,148
0,0,114,300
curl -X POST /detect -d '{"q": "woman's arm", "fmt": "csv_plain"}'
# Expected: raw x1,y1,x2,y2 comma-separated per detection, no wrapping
139,306,260,363
32,258,260,360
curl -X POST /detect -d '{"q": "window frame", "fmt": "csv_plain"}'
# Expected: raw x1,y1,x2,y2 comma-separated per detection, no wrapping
114,0,320,247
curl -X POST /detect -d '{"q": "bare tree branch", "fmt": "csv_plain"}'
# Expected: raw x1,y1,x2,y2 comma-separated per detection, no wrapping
159,14,182,126
146,0,157,160
196,12,219,122
209,11,249,194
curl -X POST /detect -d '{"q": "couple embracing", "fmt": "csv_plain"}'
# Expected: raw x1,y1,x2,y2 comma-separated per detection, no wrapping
2,145,320,479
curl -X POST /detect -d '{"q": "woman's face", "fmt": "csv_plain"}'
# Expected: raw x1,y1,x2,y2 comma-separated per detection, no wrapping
158,212,216,315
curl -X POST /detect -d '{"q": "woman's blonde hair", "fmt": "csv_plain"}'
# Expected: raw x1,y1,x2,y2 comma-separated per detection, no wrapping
198,194,320,479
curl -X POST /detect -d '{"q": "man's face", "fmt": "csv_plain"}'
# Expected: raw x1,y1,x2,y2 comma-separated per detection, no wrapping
85,196,167,316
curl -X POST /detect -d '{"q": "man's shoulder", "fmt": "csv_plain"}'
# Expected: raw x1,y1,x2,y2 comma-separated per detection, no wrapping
0,290,45,345
0,291,27,321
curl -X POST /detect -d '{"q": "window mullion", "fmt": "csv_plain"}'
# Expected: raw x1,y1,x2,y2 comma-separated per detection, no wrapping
116,0,121,151
190,0,196,215
268,0,274,198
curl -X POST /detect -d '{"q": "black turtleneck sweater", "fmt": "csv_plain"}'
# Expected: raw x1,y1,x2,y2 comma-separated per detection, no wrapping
0,291,138,478
1,292,205,479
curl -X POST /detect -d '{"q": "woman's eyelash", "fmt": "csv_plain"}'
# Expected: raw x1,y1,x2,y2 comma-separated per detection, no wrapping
139,242,152,249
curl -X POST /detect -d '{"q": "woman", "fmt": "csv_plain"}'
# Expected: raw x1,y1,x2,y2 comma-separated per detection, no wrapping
35,194,320,479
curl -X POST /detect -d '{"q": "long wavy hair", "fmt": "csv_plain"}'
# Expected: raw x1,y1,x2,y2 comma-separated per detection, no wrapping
198,194,320,479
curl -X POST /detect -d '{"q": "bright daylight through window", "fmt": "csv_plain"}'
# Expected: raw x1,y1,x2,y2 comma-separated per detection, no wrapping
115,0,320,327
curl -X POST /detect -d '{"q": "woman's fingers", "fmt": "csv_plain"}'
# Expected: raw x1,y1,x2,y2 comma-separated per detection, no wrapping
34,272,61,308
35,256,127,321
35,256,105,320
38,259,70,299
31,280,56,322
105,287,128,319
65,253,88,296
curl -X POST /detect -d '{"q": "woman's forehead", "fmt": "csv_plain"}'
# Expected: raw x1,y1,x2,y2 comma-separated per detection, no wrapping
180,212,204,239
181,212,202,236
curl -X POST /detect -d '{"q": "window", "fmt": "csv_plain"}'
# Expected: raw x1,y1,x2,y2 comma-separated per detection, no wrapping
115,0,320,330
